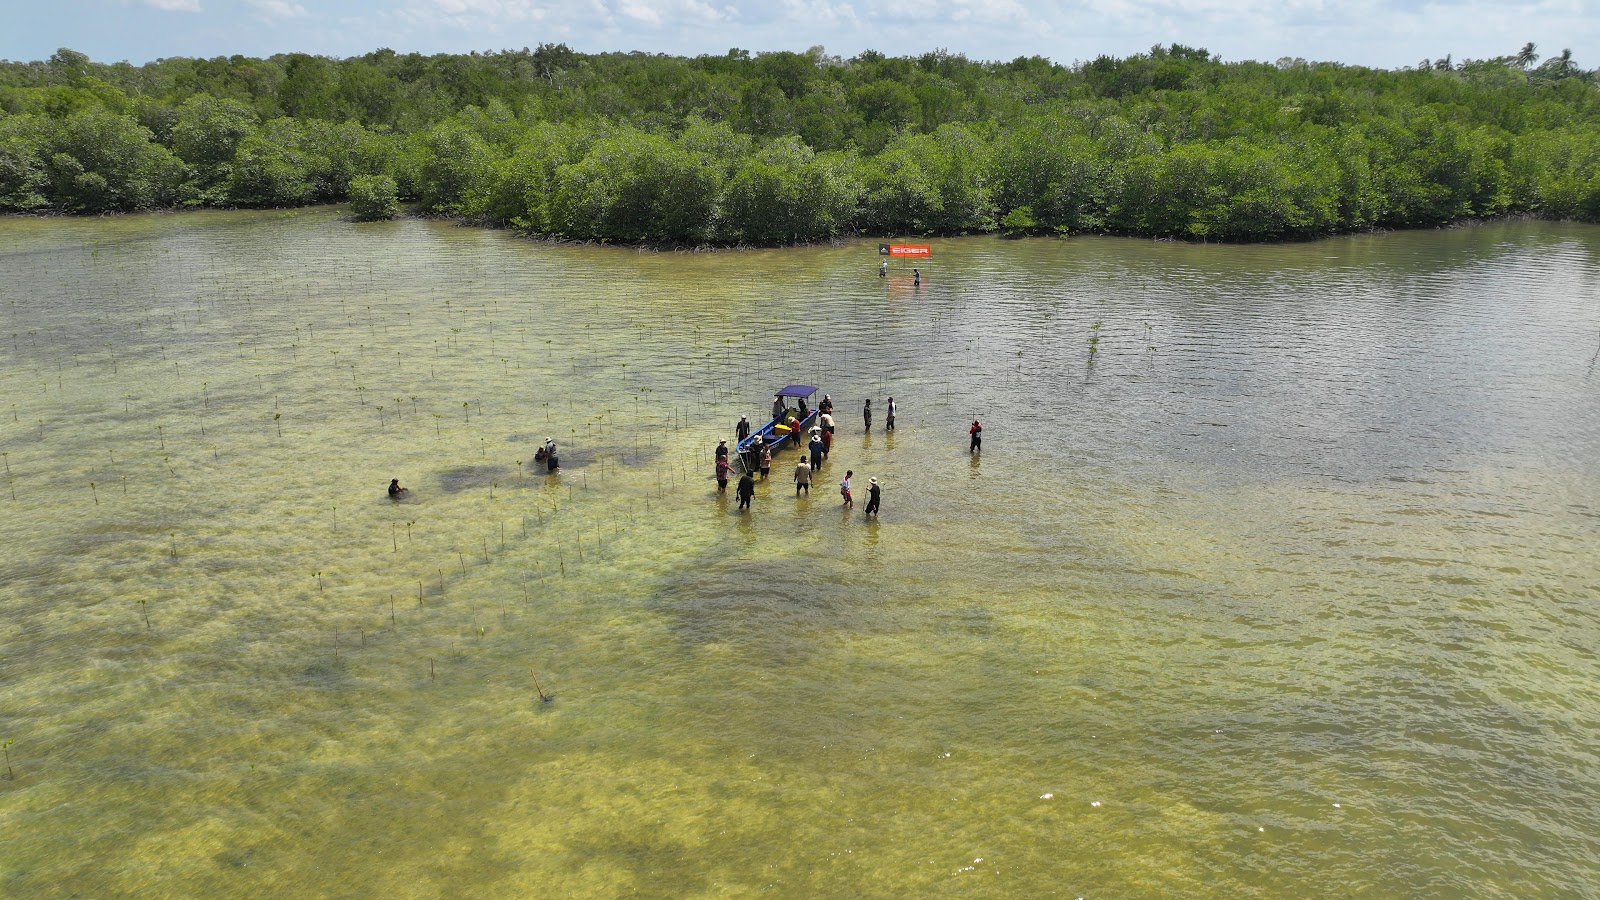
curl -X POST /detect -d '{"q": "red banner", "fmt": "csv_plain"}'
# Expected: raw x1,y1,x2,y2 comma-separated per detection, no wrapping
889,244,931,257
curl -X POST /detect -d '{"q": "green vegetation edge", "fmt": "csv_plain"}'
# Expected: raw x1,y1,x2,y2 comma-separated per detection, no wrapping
3,43,1599,243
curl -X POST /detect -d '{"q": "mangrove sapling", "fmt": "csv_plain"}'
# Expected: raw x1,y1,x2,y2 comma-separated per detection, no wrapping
90,482,97,505
274,413,282,437
530,670,553,702
390,595,397,624
2,739,13,780
138,598,150,629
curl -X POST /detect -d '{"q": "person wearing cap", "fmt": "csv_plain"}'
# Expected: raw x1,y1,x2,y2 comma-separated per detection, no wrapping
759,441,772,480
715,440,729,462
388,478,409,498
736,415,751,442
969,419,982,453
793,457,812,496
862,399,872,433
865,477,881,516
808,429,824,471
715,455,733,493
736,470,755,510
886,397,897,432
744,433,763,473
820,394,833,414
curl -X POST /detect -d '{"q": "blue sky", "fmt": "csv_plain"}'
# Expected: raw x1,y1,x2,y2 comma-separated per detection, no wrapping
3,0,1594,70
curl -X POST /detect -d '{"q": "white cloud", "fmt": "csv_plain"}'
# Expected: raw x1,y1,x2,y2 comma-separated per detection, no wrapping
950,0,1034,25
250,0,310,20
142,0,202,11
616,0,732,27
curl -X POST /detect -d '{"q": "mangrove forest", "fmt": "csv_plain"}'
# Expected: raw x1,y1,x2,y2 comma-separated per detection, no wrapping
2,42,1599,243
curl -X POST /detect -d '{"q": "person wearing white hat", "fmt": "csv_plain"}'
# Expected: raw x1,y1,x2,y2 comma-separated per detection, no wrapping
865,477,881,516
736,415,751,442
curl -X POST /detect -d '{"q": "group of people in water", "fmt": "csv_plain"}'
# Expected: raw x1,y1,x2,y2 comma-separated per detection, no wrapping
388,394,975,519
717,392,903,518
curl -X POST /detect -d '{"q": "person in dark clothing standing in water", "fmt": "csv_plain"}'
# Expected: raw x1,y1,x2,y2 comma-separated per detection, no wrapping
736,415,751,442
865,477,881,516
862,399,872,433
969,419,982,453
913,268,921,287
885,397,896,432
736,471,755,510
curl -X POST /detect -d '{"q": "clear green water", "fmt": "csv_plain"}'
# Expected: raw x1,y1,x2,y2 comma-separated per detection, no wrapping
3,208,1599,896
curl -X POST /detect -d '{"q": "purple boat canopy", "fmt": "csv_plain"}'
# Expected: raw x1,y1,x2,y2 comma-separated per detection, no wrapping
774,384,817,398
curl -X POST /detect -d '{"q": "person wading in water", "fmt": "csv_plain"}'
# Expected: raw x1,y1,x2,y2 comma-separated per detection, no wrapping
736,470,755,510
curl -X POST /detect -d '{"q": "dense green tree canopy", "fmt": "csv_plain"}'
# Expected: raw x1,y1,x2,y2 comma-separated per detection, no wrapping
1,43,1598,242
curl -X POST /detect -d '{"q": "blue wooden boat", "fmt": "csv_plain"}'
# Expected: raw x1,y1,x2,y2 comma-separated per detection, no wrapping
737,384,818,469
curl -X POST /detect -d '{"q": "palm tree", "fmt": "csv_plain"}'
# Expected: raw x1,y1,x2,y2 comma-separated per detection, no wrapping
1515,42,1540,69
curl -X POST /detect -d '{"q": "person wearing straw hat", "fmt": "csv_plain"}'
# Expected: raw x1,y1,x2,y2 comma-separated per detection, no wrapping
864,477,881,516
715,439,729,462
808,428,824,471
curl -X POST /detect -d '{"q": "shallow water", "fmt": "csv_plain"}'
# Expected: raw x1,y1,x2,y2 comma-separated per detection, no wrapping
2,208,1599,896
